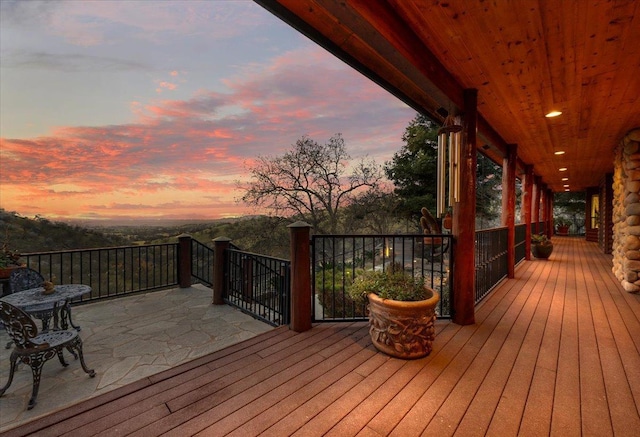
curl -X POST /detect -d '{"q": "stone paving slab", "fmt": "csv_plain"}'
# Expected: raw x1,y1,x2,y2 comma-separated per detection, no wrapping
0,284,273,431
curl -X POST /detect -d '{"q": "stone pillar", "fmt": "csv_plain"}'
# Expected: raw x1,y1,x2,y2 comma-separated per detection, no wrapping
612,128,640,293
177,234,192,288
288,221,312,332
213,237,231,305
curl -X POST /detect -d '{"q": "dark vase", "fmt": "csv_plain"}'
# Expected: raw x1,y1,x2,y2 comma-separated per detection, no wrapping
531,242,553,259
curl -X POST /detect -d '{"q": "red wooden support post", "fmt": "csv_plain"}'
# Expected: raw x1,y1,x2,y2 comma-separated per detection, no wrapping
212,237,231,305
547,190,555,237
523,165,534,260
288,221,312,332
502,144,517,278
533,176,542,233
178,234,192,288
452,89,477,326
540,184,548,237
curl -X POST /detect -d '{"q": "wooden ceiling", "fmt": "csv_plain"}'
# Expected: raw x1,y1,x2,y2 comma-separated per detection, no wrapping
256,0,640,192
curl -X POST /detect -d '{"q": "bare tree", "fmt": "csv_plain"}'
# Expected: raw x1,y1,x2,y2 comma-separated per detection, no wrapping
241,134,383,234
344,188,403,234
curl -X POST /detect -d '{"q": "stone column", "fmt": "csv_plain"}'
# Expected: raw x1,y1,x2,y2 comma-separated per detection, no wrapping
612,128,640,293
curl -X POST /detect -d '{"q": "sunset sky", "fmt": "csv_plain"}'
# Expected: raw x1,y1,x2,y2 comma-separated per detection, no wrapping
0,0,415,224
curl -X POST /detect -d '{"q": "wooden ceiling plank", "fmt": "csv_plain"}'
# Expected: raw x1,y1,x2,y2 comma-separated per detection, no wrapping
258,0,640,192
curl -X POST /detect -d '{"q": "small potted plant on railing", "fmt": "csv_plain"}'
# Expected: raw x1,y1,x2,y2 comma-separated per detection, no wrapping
0,242,24,279
347,262,440,359
531,233,553,259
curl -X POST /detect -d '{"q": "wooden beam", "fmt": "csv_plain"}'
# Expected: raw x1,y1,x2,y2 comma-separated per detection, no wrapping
452,89,477,326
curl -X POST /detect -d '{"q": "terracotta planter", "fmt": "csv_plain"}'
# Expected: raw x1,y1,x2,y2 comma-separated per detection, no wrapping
556,225,569,235
0,265,23,279
367,289,439,359
531,242,553,259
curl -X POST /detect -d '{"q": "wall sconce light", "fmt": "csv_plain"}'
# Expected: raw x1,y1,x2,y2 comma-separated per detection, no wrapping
437,114,462,218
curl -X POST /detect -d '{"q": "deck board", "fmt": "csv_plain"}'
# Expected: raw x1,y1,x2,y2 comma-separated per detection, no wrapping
3,237,640,437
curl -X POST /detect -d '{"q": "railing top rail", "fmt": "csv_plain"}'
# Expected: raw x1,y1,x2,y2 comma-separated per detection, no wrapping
227,247,290,264
475,226,509,234
312,233,451,238
21,242,177,257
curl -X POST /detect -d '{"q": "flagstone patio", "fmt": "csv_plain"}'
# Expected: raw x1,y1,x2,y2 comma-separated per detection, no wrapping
0,284,274,431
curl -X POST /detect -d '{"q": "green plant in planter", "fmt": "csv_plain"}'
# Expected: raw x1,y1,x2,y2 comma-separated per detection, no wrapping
347,262,440,359
531,233,553,259
555,217,571,234
348,265,430,303
0,242,22,269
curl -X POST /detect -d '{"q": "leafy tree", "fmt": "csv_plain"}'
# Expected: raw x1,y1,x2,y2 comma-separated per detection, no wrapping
241,134,383,234
386,113,506,230
554,191,586,234
476,153,503,229
384,114,439,224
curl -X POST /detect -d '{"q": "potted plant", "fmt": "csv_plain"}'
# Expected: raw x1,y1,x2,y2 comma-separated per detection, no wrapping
0,242,23,279
348,263,440,359
555,217,570,235
531,233,553,259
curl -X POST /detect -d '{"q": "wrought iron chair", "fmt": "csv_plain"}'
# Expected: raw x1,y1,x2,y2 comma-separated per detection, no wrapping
5,268,60,349
0,301,95,409
8,267,45,295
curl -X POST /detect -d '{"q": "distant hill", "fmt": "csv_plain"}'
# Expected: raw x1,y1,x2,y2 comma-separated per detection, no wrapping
0,209,131,253
0,209,291,259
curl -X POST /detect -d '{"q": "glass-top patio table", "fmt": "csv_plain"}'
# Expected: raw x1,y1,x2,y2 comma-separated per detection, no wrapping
0,284,91,332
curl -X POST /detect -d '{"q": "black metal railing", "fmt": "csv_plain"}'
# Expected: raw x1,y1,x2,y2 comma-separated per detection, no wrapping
515,223,526,264
22,243,179,302
475,227,508,303
311,234,453,321
191,239,214,286
226,248,290,326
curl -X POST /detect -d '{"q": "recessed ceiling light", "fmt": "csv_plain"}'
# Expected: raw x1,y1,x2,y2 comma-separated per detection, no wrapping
565,188,570,191
554,150,565,155
559,167,568,171
562,177,569,181
563,184,570,187
546,111,562,118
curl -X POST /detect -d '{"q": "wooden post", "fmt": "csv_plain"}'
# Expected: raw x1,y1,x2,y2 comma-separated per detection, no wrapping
452,89,477,326
533,176,542,234
523,165,534,260
547,190,555,237
178,234,192,288
212,237,231,305
502,144,517,278
288,221,312,332
540,184,548,238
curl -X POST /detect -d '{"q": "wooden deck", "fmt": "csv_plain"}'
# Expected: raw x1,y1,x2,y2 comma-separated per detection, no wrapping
4,237,640,436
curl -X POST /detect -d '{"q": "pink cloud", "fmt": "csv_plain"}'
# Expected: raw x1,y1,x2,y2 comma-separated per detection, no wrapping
1,46,414,221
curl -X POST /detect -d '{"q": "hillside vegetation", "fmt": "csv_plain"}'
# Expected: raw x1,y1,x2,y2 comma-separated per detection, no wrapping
0,209,292,259
0,209,130,253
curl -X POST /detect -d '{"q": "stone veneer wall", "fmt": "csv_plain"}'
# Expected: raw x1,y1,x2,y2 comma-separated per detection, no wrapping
612,128,640,293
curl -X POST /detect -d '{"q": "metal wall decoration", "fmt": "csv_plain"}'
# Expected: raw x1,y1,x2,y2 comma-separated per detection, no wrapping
436,114,463,218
